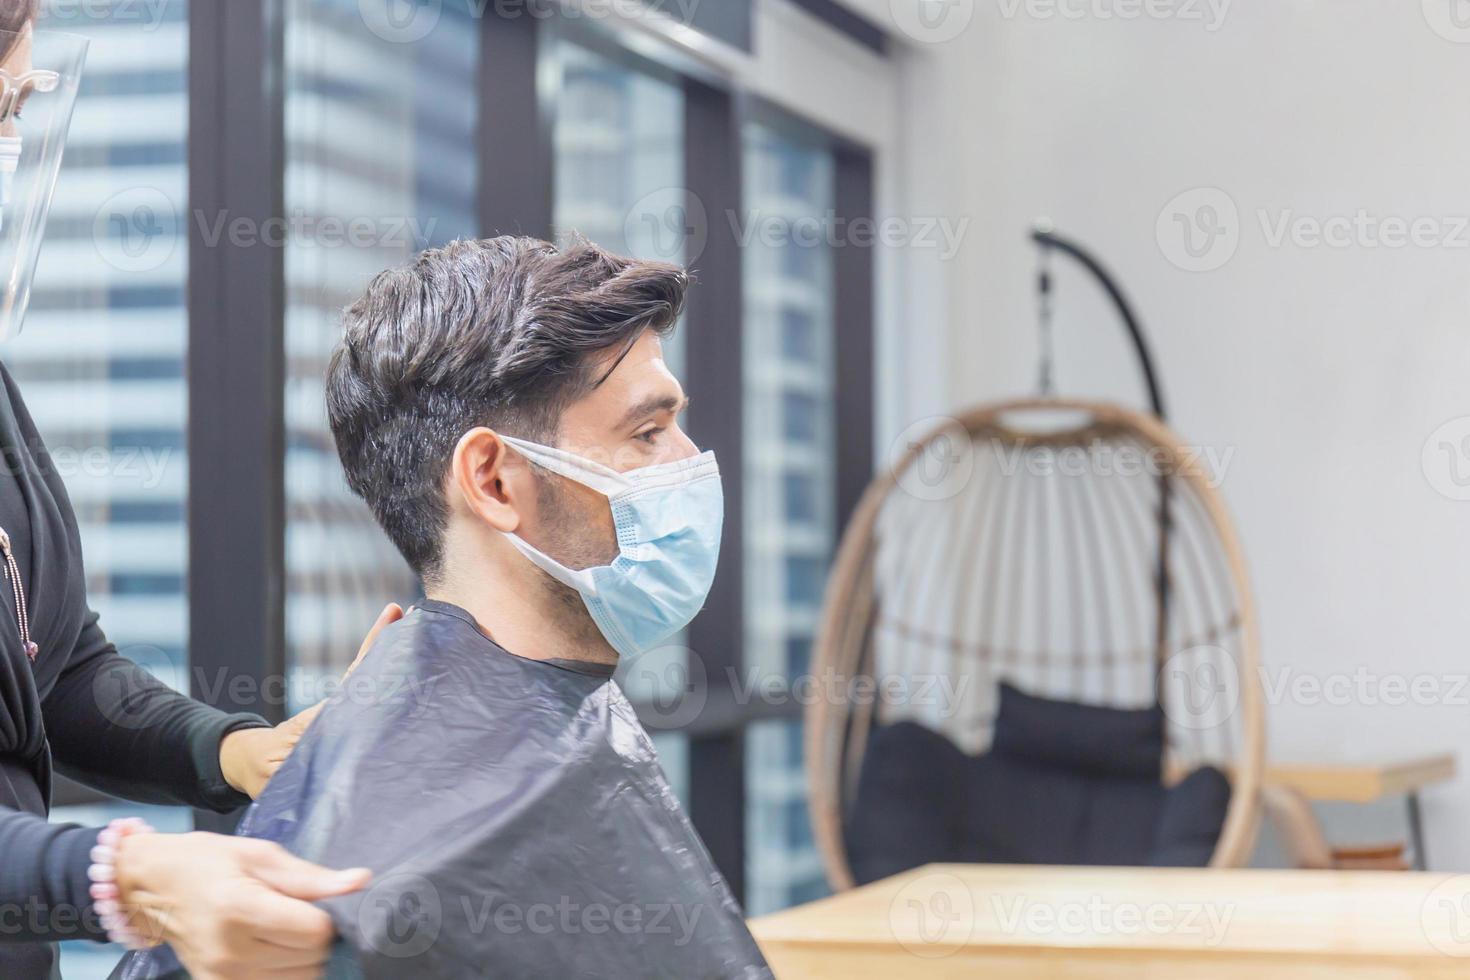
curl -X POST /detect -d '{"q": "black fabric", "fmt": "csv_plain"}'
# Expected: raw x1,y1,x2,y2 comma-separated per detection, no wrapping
845,720,968,886
965,749,1098,864
846,684,1230,884
1149,765,1234,867
120,600,772,980
991,681,1165,780
0,363,268,976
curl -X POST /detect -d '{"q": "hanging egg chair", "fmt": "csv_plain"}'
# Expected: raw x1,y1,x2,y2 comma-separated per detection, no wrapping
806,229,1265,890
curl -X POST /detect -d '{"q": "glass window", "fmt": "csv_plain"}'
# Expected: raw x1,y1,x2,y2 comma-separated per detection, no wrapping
282,0,477,708
782,470,818,524
20,4,192,974
785,635,812,679
550,35,692,799
780,308,815,362
553,41,681,253
784,555,826,607
782,390,820,444
551,37,685,374
745,719,826,916
741,119,836,916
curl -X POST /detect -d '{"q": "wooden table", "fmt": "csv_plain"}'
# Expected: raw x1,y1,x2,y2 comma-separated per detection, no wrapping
1258,754,1456,870
1264,754,1456,805
751,864,1470,978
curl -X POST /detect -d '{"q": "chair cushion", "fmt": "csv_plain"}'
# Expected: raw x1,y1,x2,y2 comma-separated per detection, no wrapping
962,749,1093,864
845,687,1231,882
990,681,1165,780
845,720,969,885
1149,765,1233,866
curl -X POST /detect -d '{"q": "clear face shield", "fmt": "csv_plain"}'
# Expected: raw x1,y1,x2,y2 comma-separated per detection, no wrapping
0,27,86,341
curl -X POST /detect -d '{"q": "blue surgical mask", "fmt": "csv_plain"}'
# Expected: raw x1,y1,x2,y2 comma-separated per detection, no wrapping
499,435,723,658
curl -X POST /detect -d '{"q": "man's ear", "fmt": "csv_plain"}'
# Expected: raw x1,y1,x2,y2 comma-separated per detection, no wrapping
450,427,526,533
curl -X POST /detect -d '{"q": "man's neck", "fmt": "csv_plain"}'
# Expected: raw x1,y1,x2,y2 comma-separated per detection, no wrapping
427,565,618,668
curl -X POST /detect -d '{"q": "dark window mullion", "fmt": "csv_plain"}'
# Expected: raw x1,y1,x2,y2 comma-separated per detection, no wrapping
833,145,876,530
186,0,287,832
479,10,553,239
683,77,748,904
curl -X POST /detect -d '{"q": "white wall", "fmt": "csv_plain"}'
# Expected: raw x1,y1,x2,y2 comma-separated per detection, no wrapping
886,1,1470,867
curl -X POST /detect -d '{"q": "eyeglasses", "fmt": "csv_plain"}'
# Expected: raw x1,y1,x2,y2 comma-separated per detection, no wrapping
0,69,59,124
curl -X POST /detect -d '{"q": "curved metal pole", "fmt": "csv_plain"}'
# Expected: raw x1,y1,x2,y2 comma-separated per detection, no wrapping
1030,224,1173,680
1030,225,1167,421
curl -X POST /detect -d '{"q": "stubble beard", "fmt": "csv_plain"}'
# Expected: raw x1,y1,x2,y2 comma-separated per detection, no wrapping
533,469,619,653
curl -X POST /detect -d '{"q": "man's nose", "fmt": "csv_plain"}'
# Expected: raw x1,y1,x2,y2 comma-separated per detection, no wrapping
669,424,699,460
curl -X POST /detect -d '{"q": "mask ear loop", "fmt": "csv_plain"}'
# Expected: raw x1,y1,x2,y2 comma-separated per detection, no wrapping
498,434,631,497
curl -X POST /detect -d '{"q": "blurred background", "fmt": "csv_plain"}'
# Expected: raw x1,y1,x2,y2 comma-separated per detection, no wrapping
29,0,1470,973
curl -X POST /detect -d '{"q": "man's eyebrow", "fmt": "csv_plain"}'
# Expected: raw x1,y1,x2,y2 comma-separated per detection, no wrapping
617,394,689,428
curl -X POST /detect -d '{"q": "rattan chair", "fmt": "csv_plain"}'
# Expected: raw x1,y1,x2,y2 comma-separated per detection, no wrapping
806,398,1265,890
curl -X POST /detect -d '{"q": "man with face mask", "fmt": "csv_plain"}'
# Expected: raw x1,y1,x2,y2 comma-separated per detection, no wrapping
0,5,398,978
121,236,771,978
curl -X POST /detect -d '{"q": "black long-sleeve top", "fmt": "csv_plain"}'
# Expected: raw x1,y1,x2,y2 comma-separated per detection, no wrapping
0,364,268,976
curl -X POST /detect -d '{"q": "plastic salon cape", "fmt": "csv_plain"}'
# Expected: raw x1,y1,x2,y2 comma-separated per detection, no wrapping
114,599,772,980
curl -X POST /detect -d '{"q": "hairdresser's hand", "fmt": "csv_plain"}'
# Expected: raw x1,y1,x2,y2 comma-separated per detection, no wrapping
114,831,370,980
220,602,404,799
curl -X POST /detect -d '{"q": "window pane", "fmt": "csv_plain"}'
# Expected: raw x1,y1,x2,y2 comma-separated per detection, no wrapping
17,1,190,974
551,36,692,800
742,121,836,915
283,0,477,707
553,41,682,255
552,38,686,374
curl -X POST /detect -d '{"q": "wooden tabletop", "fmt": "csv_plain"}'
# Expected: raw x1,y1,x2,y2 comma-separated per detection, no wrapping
751,863,1470,978
1262,753,1456,803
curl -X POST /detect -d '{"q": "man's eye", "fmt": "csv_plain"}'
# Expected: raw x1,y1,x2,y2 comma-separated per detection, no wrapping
635,427,664,444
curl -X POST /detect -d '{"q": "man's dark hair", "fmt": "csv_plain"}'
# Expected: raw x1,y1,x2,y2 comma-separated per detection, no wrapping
326,236,688,582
